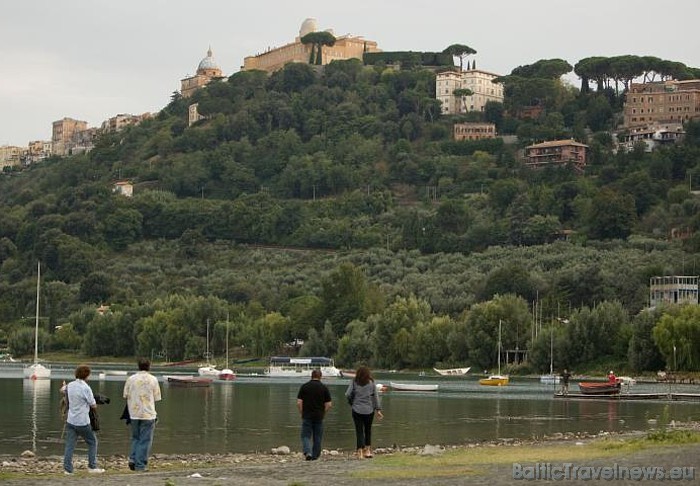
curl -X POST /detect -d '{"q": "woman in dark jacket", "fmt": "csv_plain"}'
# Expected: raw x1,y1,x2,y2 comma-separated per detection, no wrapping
345,366,383,459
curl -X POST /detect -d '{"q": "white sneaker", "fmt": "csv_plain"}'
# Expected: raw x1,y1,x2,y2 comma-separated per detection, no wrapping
64,471,73,475
88,468,105,474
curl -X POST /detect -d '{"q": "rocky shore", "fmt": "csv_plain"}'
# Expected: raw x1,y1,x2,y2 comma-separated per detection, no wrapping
0,430,627,476
3,428,700,485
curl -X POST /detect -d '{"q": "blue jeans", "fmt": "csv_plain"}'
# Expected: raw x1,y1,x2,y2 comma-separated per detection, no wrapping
300,418,324,459
129,419,156,471
64,423,98,473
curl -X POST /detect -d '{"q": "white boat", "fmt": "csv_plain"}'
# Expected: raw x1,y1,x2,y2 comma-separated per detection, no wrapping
23,262,50,380
618,376,636,386
540,374,560,385
479,319,509,386
433,367,471,376
218,315,236,381
198,318,219,377
266,356,342,378
390,382,439,392
539,324,559,384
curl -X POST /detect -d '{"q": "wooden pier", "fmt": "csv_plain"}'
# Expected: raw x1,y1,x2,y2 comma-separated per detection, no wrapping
554,392,700,401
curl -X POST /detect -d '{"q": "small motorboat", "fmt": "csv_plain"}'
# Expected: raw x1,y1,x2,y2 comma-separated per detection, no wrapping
433,367,471,376
390,382,439,392
376,383,388,392
166,376,213,387
578,382,621,395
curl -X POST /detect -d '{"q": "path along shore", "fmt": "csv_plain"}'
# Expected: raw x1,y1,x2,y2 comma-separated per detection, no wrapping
2,430,700,485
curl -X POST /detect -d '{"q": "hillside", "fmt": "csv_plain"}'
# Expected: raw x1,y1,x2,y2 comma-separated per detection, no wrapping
1,59,699,373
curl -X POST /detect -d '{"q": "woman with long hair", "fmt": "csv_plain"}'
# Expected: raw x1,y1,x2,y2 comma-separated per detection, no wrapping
345,365,383,459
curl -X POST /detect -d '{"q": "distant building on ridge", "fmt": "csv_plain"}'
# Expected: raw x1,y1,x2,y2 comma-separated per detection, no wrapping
181,47,224,98
242,18,380,73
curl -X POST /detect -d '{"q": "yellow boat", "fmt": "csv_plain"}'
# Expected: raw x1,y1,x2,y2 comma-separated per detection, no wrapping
479,375,509,386
480,319,509,386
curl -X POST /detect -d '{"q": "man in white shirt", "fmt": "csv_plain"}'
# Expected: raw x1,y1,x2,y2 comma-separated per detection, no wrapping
123,357,161,471
63,365,104,474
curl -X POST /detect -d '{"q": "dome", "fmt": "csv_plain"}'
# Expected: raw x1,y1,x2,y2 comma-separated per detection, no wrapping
197,47,220,72
299,18,318,38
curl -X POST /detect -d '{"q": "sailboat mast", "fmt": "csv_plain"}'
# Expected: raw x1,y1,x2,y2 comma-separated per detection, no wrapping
225,312,230,369
206,318,210,361
34,262,40,365
497,319,502,376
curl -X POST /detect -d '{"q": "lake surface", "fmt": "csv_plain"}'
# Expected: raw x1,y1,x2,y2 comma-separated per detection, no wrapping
1,366,699,457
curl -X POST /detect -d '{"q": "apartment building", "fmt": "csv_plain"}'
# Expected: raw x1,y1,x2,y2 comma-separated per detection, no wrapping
453,122,496,141
242,18,379,73
649,276,699,307
617,122,685,152
101,113,151,132
524,139,588,172
436,67,504,115
623,79,700,128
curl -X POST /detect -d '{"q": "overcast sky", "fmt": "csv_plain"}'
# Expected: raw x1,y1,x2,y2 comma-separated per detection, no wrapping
2,0,699,146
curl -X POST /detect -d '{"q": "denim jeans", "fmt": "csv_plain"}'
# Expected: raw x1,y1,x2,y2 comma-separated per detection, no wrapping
64,423,98,473
300,418,324,459
129,419,156,470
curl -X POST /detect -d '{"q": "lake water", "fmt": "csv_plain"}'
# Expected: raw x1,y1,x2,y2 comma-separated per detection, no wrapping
1,366,699,457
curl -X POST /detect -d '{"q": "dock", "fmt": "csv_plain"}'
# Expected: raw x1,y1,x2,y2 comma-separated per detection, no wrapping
554,393,700,401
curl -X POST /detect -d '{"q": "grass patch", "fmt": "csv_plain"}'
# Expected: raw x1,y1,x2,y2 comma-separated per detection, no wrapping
352,431,700,480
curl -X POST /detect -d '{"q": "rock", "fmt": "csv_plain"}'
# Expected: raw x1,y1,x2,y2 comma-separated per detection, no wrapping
419,444,444,456
20,450,35,458
271,446,290,455
329,450,339,456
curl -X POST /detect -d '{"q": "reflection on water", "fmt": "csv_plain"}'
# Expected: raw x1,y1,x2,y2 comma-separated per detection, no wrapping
1,375,699,457
22,378,51,453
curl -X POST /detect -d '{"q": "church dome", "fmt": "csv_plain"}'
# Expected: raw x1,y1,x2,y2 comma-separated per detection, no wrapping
299,18,318,38
197,47,220,72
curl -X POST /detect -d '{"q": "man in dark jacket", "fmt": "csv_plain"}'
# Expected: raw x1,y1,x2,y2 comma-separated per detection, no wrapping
296,369,332,460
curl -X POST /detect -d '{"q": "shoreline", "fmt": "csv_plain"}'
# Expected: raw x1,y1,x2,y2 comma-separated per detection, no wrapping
0,429,658,475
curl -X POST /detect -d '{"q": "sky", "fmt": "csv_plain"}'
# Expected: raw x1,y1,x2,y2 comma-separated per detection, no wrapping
2,0,700,146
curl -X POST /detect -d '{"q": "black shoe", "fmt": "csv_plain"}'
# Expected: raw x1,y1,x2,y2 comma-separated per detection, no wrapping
305,454,313,461
128,462,135,471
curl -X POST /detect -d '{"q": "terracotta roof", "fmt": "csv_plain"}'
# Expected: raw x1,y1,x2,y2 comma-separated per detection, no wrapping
526,139,588,149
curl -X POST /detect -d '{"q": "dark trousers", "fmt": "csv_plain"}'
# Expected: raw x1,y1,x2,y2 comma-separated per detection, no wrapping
352,411,374,449
301,418,324,459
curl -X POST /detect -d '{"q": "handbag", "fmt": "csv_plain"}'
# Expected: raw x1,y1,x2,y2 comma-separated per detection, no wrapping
347,381,356,405
89,409,100,431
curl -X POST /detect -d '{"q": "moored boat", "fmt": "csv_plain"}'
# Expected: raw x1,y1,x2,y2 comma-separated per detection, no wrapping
479,375,509,386
480,319,508,387
166,376,213,387
23,262,50,381
390,382,439,392
433,367,471,376
218,368,236,381
578,382,621,395
266,356,342,378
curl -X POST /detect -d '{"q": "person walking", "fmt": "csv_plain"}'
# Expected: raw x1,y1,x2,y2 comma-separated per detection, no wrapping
63,364,104,475
345,366,383,459
123,357,161,472
296,369,332,460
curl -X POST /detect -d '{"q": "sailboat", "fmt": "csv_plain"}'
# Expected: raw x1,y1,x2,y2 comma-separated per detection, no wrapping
218,313,235,381
23,262,51,380
198,318,219,377
479,319,509,386
539,325,560,384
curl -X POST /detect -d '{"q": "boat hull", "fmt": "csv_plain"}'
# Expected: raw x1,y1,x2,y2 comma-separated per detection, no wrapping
433,367,471,376
167,376,213,387
198,366,220,377
540,374,561,385
218,369,236,381
578,382,621,395
390,382,439,392
479,375,509,386
24,364,51,380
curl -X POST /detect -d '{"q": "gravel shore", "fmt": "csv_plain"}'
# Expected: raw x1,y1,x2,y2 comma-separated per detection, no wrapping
2,432,699,485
